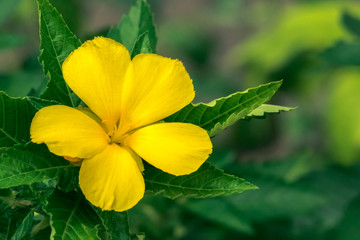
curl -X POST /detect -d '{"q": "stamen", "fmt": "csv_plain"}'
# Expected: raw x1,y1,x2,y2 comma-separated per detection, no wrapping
102,119,116,135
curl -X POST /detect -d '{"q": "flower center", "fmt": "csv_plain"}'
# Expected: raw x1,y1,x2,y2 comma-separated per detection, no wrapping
105,122,129,145
111,132,129,145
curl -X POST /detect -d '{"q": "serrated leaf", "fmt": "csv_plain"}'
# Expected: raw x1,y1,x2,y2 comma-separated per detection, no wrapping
107,0,157,54
26,96,60,110
45,190,100,240
0,92,36,147
243,104,295,120
166,81,282,137
37,0,81,106
0,143,78,191
144,162,257,199
93,208,130,240
342,11,360,37
130,32,154,58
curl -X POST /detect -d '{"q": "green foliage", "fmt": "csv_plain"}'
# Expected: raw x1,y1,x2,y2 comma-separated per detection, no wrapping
320,41,360,66
0,188,36,239
37,0,81,107
233,2,360,79
130,32,154,58
166,81,282,137
332,196,360,240
233,151,325,184
0,72,44,98
93,208,131,240
181,154,360,239
326,68,360,165
0,92,36,147
107,0,157,55
0,0,294,239
144,162,257,199
184,179,325,235
244,104,295,120
0,194,11,239
0,144,78,191
342,11,360,37
9,209,34,240
26,97,60,110
45,190,100,240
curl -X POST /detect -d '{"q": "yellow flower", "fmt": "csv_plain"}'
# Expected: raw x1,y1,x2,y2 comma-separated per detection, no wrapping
30,37,212,211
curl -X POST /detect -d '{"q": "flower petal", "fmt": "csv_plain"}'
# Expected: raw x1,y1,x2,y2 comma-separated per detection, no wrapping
79,144,145,211
125,122,212,176
30,105,108,158
62,37,131,129
119,54,195,134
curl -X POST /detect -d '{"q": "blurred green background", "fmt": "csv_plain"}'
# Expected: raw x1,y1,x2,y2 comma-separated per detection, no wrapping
1,0,360,239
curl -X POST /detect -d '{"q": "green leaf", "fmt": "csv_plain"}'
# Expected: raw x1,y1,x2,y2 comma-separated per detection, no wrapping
181,155,329,235
107,0,157,54
184,198,254,235
235,151,326,184
37,0,81,107
320,41,360,66
144,162,257,199
166,81,282,137
0,143,78,191
244,104,295,120
0,189,13,239
206,155,360,237
342,11,360,37
45,190,100,240
0,92,36,147
30,214,51,240
289,166,360,237
130,32,154,58
0,71,44,98
332,195,360,240
184,178,325,235
93,208,131,240
26,96,60,110
0,189,34,240
10,209,34,240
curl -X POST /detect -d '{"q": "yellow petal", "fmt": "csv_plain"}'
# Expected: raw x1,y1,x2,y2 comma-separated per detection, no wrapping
125,123,212,176
62,37,131,129
30,105,108,158
126,147,145,172
119,54,195,134
77,106,102,126
79,144,145,211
